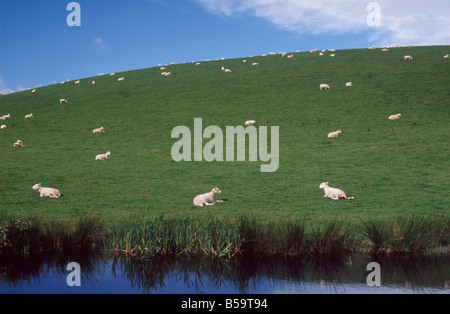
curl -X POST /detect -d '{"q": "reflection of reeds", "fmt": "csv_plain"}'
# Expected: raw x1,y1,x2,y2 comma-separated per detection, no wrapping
362,215,449,256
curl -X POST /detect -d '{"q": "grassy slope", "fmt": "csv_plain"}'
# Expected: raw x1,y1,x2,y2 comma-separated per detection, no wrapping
0,46,448,231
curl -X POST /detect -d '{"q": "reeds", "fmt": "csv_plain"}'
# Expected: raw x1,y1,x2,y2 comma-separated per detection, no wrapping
0,214,104,256
362,215,449,256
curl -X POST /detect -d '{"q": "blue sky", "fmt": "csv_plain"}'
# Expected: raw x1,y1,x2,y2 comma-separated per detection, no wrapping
1,0,449,94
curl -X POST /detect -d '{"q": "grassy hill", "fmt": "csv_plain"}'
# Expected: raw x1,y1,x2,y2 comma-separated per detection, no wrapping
0,45,449,232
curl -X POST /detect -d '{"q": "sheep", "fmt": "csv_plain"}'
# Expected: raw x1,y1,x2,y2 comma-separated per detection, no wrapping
60,99,67,104
319,182,354,200
93,126,104,133
382,48,389,52
75,80,80,84
161,72,171,76
32,89,36,93
252,63,259,66
25,113,33,119
444,54,449,59
92,80,96,84
245,120,256,126
2,114,10,119
95,151,111,160
118,77,125,81
1,125,6,129
404,55,413,61
224,69,232,73
345,82,353,87
110,73,115,76
327,130,342,138
330,54,335,57
13,140,24,147
320,84,330,90
388,113,401,120
32,183,61,198
193,187,223,206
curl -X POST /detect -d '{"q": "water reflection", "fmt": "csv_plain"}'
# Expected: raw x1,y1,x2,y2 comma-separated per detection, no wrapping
0,253,448,294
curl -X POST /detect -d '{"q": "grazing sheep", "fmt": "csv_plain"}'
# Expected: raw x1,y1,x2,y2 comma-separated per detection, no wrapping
32,183,61,198
444,54,449,59
25,113,33,119
345,82,353,87
245,120,256,126
1,125,6,129
320,84,330,90
118,77,125,81
95,151,111,160
328,130,342,138
404,55,413,61
388,113,401,120
59,99,67,104
319,182,354,200
193,187,223,206
93,126,104,133
13,140,24,147
224,69,232,73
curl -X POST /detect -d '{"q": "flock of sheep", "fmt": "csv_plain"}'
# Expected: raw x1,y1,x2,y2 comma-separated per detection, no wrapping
2,47,448,204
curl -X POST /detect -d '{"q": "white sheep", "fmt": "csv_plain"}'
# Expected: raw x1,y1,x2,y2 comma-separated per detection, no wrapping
25,113,33,119
404,55,413,61
388,113,401,120
319,182,354,200
118,77,125,81
345,82,353,87
95,151,111,160
1,125,6,129
252,63,259,66
13,140,24,147
2,114,10,119
320,84,330,90
75,80,80,84
59,99,67,104
245,120,256,126
32,183,61,198
93,126,104,133
193,187,223,206
328,130,342,138
444,54,449,59
224,69,232,73
92,80,96,84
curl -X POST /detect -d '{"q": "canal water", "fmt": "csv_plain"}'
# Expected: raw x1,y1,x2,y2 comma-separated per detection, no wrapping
0,253,448,294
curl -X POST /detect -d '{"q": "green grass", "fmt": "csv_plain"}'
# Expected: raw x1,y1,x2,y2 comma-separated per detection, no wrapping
0,45,449,241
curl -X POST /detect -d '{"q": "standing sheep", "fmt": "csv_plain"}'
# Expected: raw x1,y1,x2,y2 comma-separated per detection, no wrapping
320,84,330,90
319,182,354,200
193,187,223,206
95,151,111,160
404,55,413,61
32,183,61,198
60,99,67,104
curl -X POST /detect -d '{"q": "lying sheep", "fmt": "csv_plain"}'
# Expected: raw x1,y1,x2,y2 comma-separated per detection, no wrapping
95,151,111,160
328,130,342,138
93,126,104,133
388,113,401,120
1,125,6,129
193,187,223,206
345,82,353,87
319,182,354,200
14,140,24,147
60,99,67,104
25,113,33,119
2,114,10,119
245,120,256,126
32,183,61,198
444,54,449,59
118,77,125,81
320,84,330,90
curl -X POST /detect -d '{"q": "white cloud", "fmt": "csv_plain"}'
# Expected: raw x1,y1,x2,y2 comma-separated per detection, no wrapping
93,37,109,50
0,75,15,95
195,0,450,46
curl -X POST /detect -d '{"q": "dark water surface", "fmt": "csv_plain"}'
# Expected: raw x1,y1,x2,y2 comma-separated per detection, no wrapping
0,253,448,294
